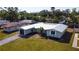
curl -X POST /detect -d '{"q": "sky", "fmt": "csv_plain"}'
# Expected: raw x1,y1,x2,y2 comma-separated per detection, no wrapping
19,7,51,13
18,7,79,13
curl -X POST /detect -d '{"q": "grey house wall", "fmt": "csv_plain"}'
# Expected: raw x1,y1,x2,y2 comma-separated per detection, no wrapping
20,27,66,38
24,29,33,35
4,26,19,32
46,29,64,38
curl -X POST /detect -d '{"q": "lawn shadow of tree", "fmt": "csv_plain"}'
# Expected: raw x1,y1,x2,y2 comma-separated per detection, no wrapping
42,31,73,43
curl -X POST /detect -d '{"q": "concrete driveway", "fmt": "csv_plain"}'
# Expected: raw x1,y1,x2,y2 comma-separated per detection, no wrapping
0,34,20,46
72,33,78,48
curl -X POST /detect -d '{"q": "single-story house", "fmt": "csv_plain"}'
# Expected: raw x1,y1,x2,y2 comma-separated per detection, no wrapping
18,20,36,26
2,19,36,32
20,22,68,38
3,22,19,32
0,20,9,28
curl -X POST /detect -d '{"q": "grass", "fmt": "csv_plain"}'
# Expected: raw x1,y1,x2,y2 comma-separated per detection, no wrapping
77,40,79,47
0,33,79,51
78,34,79,38
77,33,79,47
0,29,18,40
0,28,78,51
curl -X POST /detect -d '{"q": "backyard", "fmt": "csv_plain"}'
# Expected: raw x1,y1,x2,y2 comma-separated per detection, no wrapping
0,30,79,51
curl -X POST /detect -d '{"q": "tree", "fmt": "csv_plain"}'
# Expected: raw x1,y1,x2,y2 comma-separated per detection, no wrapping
62,9,70,17
51,7,55,14
37,27,44,34
18,11,27,20
39,10,49,17
0,9,7,20
71,8,77,16
0,7,19,21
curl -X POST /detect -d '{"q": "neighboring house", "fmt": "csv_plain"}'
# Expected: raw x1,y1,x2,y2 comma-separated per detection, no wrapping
18,20,36,26
2,19,36,32
0,20,9,28
3,22,19,32
20,22,68,38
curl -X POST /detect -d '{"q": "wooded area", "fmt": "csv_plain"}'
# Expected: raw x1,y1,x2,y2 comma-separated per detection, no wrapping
0,7,79,25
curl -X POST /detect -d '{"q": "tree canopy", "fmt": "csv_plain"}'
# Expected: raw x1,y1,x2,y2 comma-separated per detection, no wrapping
0,7,79,24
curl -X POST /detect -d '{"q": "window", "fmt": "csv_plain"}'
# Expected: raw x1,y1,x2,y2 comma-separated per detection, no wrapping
51,31,55,35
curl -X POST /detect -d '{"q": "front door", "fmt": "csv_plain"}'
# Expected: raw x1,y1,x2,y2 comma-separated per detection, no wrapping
20,29,24,35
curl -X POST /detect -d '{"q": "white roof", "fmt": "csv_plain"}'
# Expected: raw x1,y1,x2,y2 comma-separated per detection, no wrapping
20,22,68,32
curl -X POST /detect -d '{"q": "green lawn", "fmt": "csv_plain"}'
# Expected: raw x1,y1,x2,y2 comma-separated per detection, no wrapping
77,40,79,47
0,33,79,51
0,29,18,40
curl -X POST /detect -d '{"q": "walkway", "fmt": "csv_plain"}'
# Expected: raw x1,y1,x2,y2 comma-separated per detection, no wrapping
0,34,20,46
72,33,78,48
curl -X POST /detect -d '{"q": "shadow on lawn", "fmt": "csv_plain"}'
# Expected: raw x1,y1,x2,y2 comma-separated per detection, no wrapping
20,31,73,43
19,32,37,38
47,31,73,43
2,30,18,34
